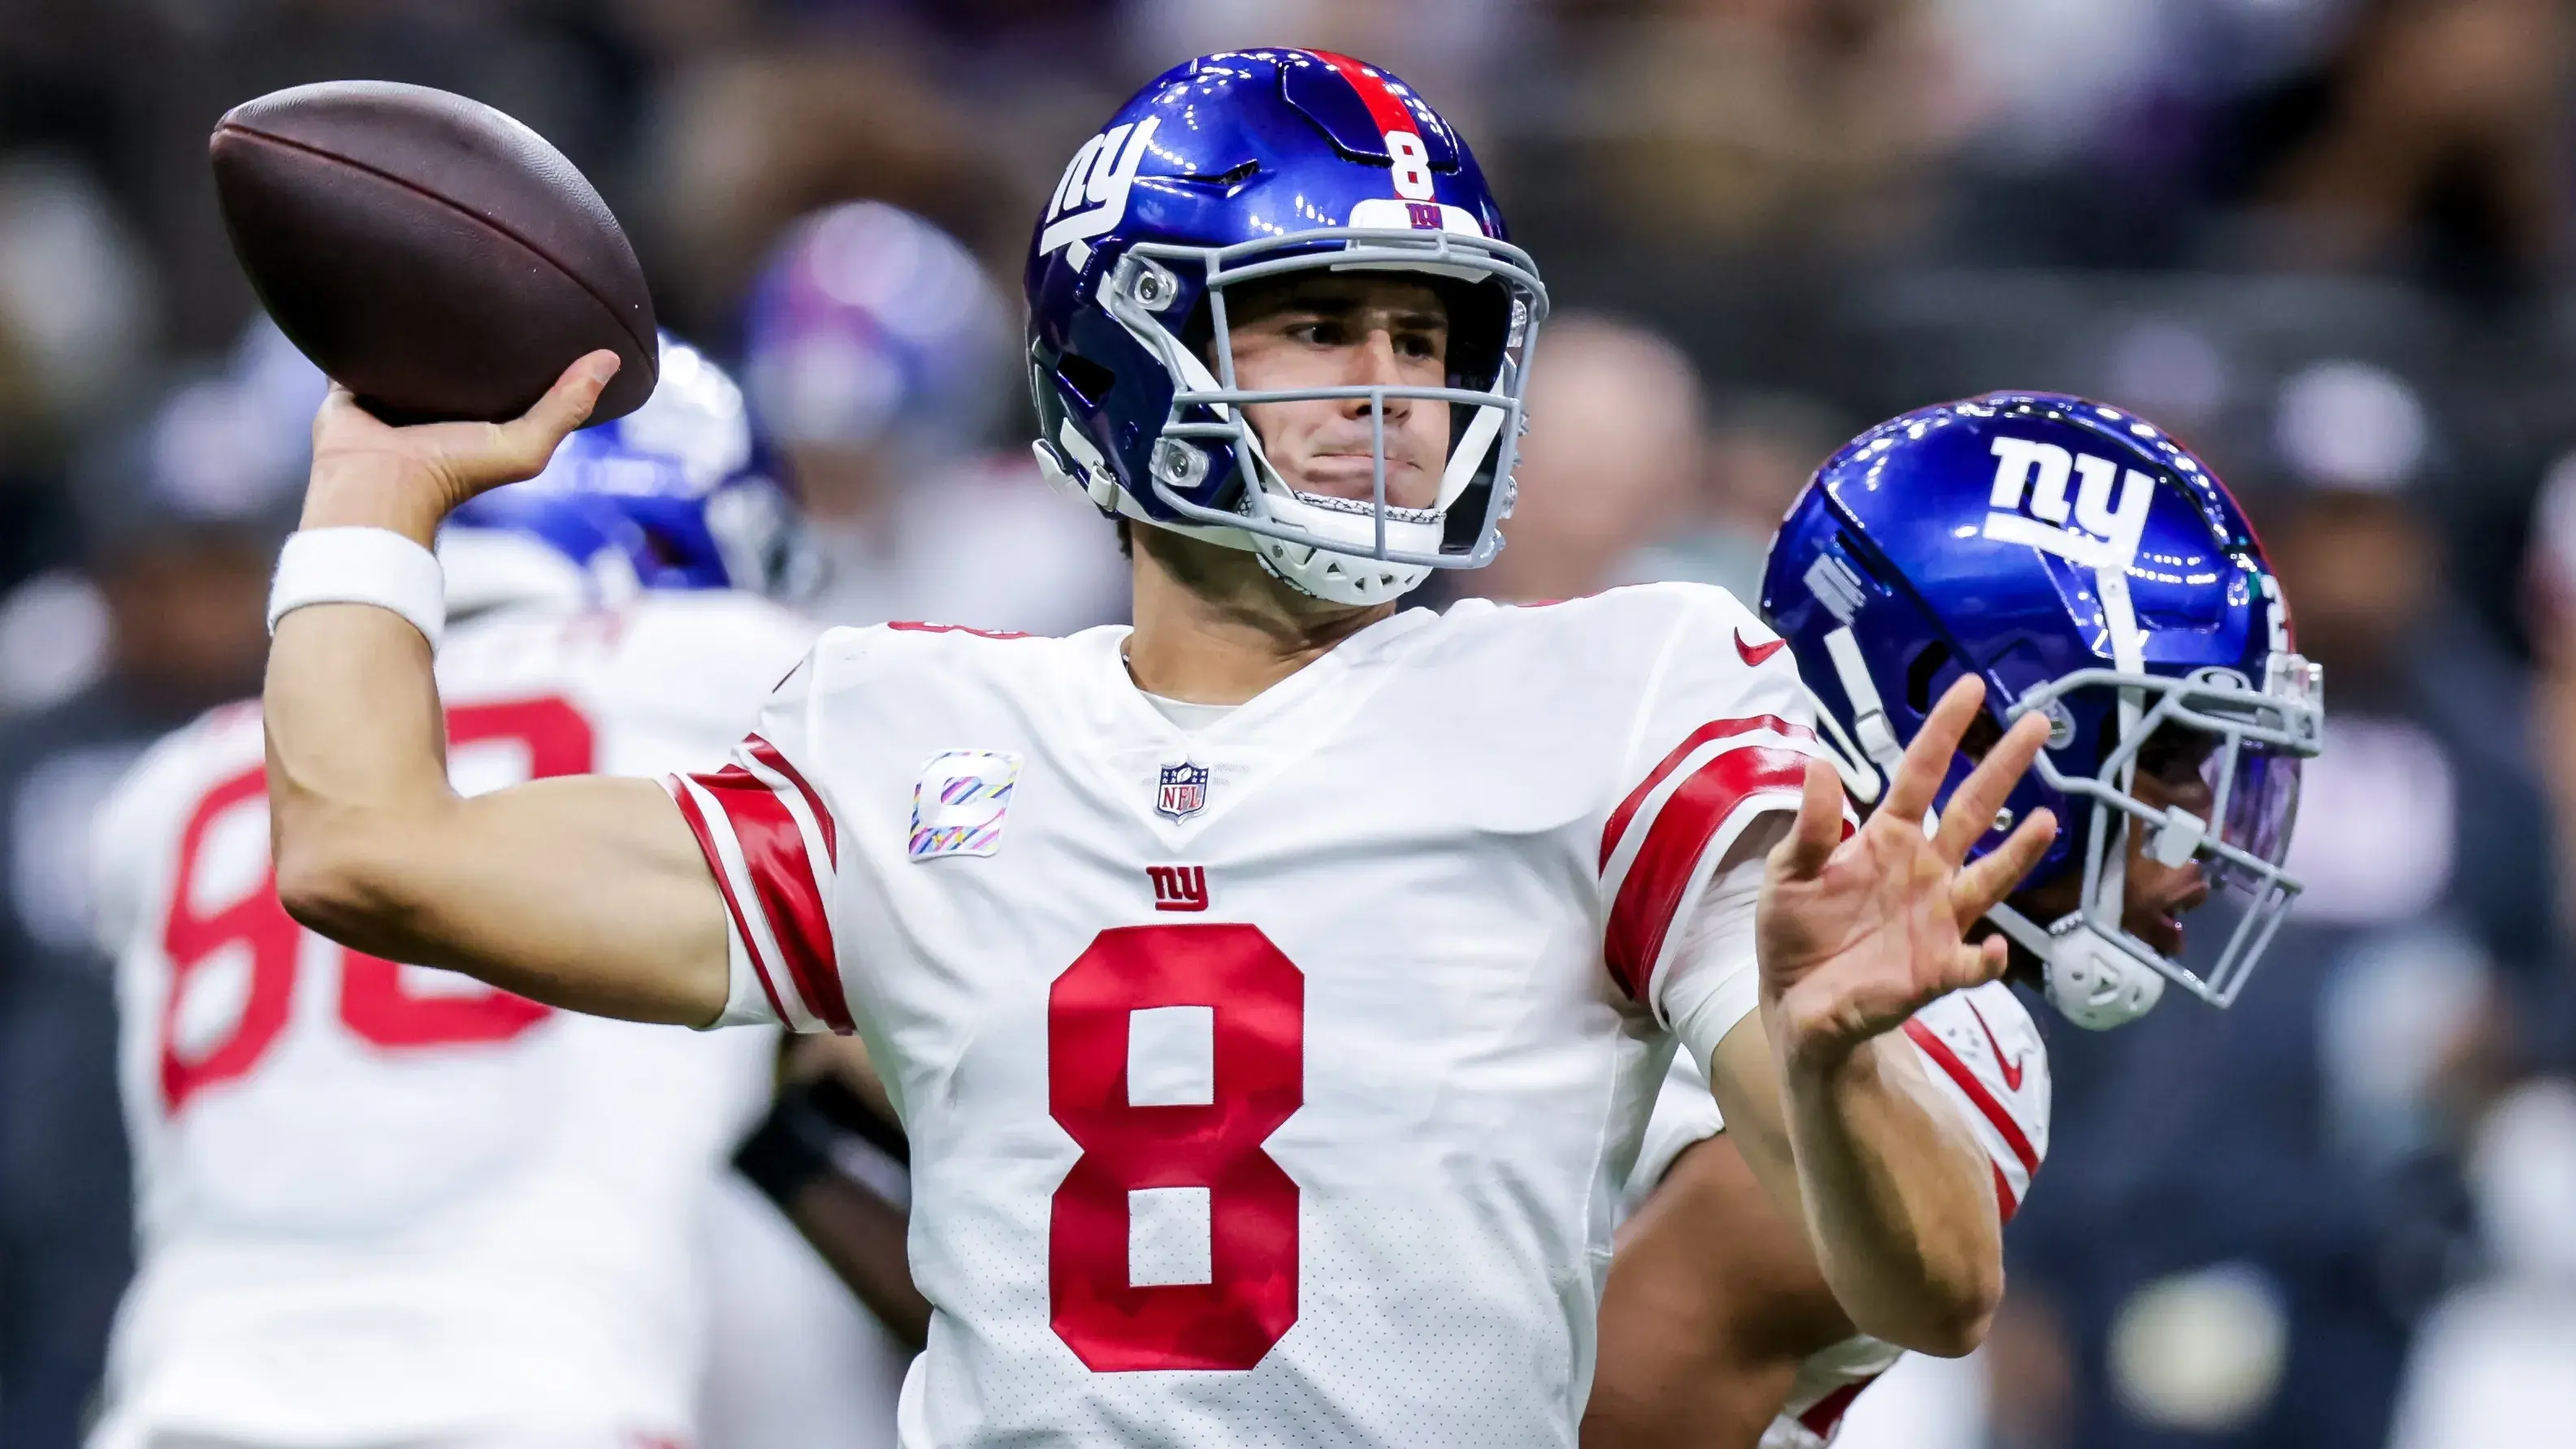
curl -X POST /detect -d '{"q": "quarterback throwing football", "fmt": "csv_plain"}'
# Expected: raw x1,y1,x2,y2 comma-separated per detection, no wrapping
267,50,2065,1448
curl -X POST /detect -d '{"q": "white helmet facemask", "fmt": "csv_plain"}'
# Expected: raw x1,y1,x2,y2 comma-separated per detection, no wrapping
1033,223,1545,607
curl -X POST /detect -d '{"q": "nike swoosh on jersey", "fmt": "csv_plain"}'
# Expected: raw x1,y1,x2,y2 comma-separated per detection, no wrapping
1734,629,1786,667
1965,998,2026,1092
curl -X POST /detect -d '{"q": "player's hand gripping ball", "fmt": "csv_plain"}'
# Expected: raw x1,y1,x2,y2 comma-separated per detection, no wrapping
210,80,657,426
1757,677,2059,1074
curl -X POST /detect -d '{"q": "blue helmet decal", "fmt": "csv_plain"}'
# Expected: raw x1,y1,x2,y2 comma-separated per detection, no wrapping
1024,48,1547,607
447,333,811,600
1763,393,2323,1023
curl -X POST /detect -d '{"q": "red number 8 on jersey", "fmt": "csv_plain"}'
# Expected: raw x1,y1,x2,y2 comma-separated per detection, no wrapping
1049,923,1304,1371
158,699,591,1115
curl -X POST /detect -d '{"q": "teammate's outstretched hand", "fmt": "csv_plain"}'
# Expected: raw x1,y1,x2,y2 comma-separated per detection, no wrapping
1756,676,2056,1075
301,350,620,541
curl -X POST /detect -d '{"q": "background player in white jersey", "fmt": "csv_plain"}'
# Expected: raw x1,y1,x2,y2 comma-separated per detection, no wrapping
82,336,847,1449
254,51,2088,1449
1587,394,2324,1448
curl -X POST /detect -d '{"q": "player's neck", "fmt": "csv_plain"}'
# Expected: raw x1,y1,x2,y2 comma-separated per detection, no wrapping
1123,527,1395,705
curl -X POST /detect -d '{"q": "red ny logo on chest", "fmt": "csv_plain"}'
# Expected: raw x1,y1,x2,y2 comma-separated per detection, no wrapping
1146,865,1209,912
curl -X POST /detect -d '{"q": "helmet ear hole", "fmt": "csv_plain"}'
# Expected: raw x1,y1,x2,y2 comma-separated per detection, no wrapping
1059,353,1117,409
1904,641,1957,715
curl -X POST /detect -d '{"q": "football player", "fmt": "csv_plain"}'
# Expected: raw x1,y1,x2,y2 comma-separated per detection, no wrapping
1587,395,2324,1448
260,51,2075,1447
84,336,829,1449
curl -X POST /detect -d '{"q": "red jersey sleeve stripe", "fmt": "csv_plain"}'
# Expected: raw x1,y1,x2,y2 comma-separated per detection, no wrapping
1603,746,1811,1000
1903,1017,2041,1178
747,735,835,866
1797,1379,1872,1438
1993,1159,2022,1224
665,776,790,1026
687,764,853,1035
1600,716,1816,869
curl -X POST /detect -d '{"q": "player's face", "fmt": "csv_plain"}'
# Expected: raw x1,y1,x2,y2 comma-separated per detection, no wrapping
2121,727,2219,955
2011,723,2217,955
1223,275,1453,510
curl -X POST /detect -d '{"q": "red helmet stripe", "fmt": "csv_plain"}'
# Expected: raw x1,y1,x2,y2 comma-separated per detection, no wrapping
1305,50,1419,141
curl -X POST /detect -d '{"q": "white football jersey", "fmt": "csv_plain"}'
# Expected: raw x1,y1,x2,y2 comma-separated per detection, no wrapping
1619,980,2051,1449
665,582,1825,1449
86,592,816,1448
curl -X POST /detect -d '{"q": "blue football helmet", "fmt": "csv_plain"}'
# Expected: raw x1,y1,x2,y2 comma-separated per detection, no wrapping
1762,394,2324,1027
1024,48,1549,605
740,201,1014,461
445,333,812,606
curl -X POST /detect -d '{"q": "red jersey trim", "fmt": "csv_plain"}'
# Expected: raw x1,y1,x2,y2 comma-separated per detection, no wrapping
1600,716,1814,869
666,776,790,1026
682,761,852,1034
1799,1379,1872,1438
1992,1158,2022,1224
747,733,836,865
1903,1017,2041,1178
1603,746,1810,999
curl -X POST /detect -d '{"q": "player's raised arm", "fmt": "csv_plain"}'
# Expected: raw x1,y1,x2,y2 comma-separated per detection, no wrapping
264,354,733,1025
1708,675,2057,1357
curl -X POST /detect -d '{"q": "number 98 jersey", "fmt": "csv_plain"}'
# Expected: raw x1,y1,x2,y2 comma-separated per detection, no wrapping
665,583,1827,1449
84,593,816,1448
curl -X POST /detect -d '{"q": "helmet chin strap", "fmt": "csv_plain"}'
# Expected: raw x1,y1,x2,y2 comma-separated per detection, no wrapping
1819,626,1904,803
1984,899,2166,1030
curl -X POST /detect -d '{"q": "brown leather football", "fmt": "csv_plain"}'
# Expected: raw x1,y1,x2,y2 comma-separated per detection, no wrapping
210,80,657,425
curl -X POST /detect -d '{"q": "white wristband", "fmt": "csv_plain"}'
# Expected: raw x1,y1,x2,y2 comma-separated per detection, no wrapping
267,527,447,650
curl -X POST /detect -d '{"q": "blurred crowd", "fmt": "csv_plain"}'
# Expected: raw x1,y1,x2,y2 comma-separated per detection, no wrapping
9,0,2576,1446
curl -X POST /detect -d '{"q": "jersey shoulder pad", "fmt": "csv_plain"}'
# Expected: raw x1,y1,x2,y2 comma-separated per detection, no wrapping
516,593,818,748
612,592,819,690
809,616,1084,693
1425,584,1795,729
1440,581,1766,652
1902,982,2051,1216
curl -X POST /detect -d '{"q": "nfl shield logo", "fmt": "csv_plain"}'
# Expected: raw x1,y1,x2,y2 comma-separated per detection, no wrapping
1156,762,1209,822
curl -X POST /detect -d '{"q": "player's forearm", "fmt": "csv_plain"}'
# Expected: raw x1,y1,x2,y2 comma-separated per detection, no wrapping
266,593,466,941
264,422,473,896
1772,1030,2001,1357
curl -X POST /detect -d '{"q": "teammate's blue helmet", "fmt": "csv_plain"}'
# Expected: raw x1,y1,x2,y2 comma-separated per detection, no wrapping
1024,48,1549,605
446,333,811,604
741,201,1013,461
1761,394,2324,1028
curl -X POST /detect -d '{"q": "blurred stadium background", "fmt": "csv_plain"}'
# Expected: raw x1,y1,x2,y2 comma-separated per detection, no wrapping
6,1,2576,1446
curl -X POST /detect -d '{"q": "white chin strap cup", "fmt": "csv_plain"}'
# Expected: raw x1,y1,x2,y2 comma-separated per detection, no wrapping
1988,902,2166,1031
2042,925,2167,1029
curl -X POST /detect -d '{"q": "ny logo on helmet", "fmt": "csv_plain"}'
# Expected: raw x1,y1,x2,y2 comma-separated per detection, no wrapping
1041,116,1163,270
1981,439,2155,572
